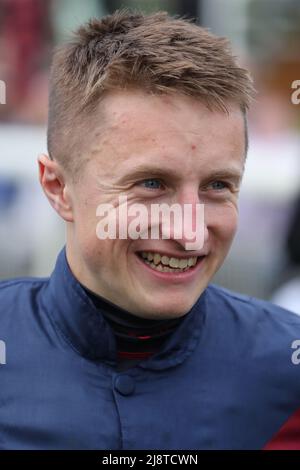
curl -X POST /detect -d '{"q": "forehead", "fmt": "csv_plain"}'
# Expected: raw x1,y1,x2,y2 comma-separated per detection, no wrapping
89,90,245,174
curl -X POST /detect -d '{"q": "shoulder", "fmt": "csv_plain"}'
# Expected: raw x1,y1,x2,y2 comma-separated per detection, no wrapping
0,276,49,318
205,283,300,329
0,276,48,294
201,285,300,378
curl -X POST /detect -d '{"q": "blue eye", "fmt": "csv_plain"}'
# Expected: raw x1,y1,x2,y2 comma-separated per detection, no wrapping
140,179,162,190
210,181,228,190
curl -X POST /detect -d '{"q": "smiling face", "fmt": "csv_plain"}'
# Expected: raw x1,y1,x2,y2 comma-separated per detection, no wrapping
61,90,246,319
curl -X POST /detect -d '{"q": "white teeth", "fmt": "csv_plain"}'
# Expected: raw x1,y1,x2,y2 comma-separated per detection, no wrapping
139,252,200,272
169,257,179,268
148,261,187,273
163,266,174,272
179,259,188,269
188,257,197,267
153,253,161,265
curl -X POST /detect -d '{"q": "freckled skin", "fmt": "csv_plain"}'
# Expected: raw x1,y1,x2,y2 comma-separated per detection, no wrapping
61,90,246,319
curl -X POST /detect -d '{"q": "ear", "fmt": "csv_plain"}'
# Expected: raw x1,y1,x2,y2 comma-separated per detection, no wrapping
38,154,74,222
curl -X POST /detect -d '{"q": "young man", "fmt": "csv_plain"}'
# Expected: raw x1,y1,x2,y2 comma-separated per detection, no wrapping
1,10,300,450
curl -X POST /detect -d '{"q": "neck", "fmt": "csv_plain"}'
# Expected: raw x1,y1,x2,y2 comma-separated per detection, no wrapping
82,284,184,371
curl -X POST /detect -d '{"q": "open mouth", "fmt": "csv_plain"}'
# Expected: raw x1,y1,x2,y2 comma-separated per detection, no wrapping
137,251,203,274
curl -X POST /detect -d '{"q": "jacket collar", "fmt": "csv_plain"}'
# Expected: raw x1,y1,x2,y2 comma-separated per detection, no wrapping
45,247,207,370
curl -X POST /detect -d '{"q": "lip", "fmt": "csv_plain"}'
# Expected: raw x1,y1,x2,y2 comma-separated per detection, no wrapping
134,252,206,283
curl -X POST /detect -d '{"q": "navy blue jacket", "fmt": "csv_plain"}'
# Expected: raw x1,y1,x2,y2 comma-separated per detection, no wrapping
1,247,300,450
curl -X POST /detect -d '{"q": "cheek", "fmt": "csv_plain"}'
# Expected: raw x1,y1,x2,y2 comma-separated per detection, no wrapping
83,237,131,272
72,202,104,264
78,213,99,247
207,204,238,245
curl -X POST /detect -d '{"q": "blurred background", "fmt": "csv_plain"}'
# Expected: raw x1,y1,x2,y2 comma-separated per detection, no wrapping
0,0,299,310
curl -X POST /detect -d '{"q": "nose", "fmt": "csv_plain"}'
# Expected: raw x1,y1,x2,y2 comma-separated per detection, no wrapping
161,189,209,251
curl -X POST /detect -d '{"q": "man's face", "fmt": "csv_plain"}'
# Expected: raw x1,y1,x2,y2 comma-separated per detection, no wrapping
66,90,245,319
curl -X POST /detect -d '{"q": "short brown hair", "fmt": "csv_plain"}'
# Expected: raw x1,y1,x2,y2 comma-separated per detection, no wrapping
47,9,254,175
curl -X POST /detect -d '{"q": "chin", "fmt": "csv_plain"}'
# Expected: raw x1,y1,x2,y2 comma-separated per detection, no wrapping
138,297,198,320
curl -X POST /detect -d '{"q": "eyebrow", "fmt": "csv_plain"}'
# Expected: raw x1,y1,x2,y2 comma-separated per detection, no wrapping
115,165,243,186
